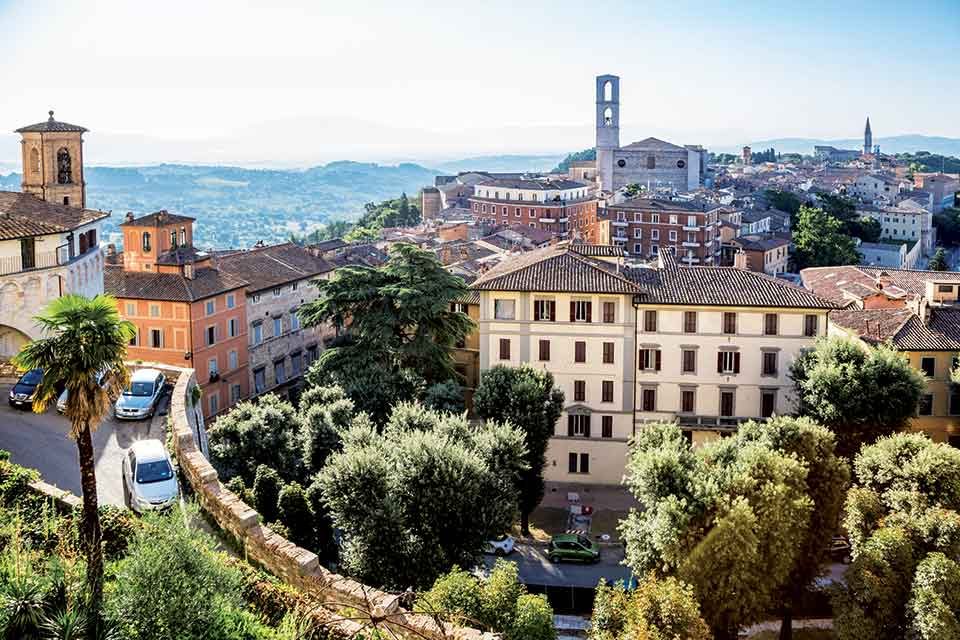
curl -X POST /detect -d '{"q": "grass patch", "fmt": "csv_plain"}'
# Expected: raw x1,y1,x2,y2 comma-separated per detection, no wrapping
516,507,628,542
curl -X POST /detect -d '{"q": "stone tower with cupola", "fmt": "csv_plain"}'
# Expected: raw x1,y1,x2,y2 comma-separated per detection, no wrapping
16,111,88,209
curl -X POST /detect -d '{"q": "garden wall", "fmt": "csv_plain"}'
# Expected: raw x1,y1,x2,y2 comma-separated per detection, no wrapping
168,368,495,640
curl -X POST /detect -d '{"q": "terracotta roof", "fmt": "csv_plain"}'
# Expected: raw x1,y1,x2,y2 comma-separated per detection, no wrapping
119,210,195,227
476,178,588,190
15,112,87,133
621,137,686,151
471,245,639,294
802,265,960,305
216,243,333,293
569,243,626,258
155,246,208,266
609,197,708,212
0,192,108,240
734,235,791,251
831,307,960,351
104,265,247,302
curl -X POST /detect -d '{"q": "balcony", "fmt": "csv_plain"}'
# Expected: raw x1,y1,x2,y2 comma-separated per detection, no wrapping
683,225,699,231
682,241,701,248
0,244,74,276
612,220,629,227
539,217,556,224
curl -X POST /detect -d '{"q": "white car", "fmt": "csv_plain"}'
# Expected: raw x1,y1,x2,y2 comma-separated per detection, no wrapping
114,368,166,420
57,368,110,413
483,534,515,557
122,439,179,513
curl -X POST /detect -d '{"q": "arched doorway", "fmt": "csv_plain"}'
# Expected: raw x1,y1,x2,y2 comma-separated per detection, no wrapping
0,325,31,360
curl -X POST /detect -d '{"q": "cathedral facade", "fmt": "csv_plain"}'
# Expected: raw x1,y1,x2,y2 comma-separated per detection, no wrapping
595,75,705,194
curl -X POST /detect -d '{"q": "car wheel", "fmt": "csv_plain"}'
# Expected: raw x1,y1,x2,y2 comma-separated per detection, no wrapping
495,548,506,557
549,554,560,564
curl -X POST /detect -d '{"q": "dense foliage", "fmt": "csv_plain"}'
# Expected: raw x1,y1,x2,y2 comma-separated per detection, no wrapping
318,402,527,589
928,247,949,271
423,380,466,414
416,560,555,640
552,147,596,173
590,576,711,640
792,205,861,269
473,365,565,536
763,189,802,219
750,147,777,163
893,151,960,174
619,421,816,640
300,243,474,421
933,208,960,246
833,434,960,640
790,336,926,457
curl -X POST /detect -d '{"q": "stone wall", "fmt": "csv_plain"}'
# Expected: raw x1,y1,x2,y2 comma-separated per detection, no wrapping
168,368,495,640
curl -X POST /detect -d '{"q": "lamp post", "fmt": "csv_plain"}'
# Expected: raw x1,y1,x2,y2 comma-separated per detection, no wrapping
631,293,643,438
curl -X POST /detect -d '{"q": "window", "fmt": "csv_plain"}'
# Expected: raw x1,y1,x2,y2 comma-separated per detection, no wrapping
639,348,662,371
252,322,263,345
764,313,779,336
669,230,677,242
226,294,235,309
939,284,954,294
568,414,591,437
642,388,656,412
252,294,260,304
208,357,219,377
56,148,72,184
170,230,177,247
568,452,590,474
125,302,136,316
718,350,741,374
646,155,656,169
575,341,586,363
499,339,511,360
494,299,516,320
150,304,160,318
918,394,934,416
682,349,696,373
681,389,695,413
574,380,586,402
571,300,592,322
761,390,777,418
231,384,241,405
603,342,615,364
723,312,737,335
306,345,318,364
273,317,282,337
633,243,642,254
643,310,657,332
683,311,697,333
601,416,613,438
206,326,216,346
602,381,614,403
228,318,238,337
180,227,186,246
534,300,555,321
921,357,936,378
687,216,697,227
669,215,678,225
272,287,282,297
603,301,616,323
762,351,778,376
633,228,642,239
538,340,551,361
209,393,219,416
275,359,286,384
254,368,266,394
129,329,139,346
651,214,660,224
228,350,238,370
720,390,735,417
291,351,303,376
150,329,162,348
291,312,300,332
651,229,660,241
804,314,819,337
142,232,151,252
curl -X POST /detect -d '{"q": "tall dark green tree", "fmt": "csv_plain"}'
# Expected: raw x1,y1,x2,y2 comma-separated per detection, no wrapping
928,247,949,271
13,294,135,636
792,205,861,269
473,365,564,537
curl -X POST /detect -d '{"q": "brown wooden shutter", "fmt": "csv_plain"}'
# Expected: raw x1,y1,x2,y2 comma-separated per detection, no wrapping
717,352,724,373
586,302,592,323
734,352,741,374
549,300,556,321
570,301,576,322
655,349,662,371
584,416,591,438
568,415,575,437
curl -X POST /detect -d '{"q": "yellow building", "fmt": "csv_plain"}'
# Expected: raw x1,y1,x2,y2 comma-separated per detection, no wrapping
472,245,835,485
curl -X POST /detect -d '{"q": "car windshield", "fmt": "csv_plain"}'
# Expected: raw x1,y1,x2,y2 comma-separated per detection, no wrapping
136,459,173,484
577,535,592,547
21,370,42,385
124,381,154,397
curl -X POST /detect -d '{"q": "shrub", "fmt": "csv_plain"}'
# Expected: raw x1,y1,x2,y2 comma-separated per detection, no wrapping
252,465,283,523
305,477,337,563
590,575,709,640
415,566,483,627
0,461,39,507
510,594,554,640
423,380,464,415
278,482,313,548
225,476,254,505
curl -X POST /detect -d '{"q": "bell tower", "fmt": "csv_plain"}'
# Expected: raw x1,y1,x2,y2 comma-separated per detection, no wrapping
596,74,620,193
16,110,88,209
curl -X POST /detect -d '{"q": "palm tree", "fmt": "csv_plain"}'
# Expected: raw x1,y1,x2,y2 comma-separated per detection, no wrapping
13,294,134,633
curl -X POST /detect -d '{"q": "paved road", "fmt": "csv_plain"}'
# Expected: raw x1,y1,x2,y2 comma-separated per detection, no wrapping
0,383,169,506
482,543,632,588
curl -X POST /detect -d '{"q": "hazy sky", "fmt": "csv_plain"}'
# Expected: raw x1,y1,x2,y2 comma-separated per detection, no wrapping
1,0,958,164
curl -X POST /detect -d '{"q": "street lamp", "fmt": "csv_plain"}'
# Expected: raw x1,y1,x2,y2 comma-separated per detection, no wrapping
631,293,644,438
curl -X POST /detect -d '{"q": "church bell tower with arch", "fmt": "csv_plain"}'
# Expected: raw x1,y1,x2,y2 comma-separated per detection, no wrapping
596,74,620,193
16,110,88,209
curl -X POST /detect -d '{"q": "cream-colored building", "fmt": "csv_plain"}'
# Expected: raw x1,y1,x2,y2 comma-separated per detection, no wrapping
472,245,834,485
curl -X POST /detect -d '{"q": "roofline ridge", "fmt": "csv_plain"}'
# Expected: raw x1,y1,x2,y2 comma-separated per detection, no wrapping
564,248,643,291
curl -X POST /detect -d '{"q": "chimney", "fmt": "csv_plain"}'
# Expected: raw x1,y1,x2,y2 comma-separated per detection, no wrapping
125,212,134,223
106,244,116,258
183,262,194,280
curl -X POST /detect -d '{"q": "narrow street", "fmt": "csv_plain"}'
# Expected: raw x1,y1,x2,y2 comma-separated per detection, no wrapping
482,542,632,589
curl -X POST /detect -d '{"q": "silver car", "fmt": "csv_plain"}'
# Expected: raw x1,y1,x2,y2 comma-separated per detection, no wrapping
114,369,166,420
122,439,179,513
57,368,110,413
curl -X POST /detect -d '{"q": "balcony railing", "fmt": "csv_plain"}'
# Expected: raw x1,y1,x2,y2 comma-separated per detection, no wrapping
0,243,86,277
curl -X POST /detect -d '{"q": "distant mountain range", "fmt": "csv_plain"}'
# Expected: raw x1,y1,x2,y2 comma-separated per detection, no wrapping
716,135,960,157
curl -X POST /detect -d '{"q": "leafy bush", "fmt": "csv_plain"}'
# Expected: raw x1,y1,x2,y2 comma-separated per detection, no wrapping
304,477,336,563
423,380,464,415
225,476,254,505
73,505,140,560
277,482,313,548
590,575,710,640
252,465,283,524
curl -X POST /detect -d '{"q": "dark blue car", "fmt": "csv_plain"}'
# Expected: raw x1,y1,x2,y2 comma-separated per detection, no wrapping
8,369,43,409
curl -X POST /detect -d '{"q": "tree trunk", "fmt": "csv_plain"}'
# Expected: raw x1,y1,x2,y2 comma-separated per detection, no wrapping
780,604,794,640
521,510,531,538
76,421,103,638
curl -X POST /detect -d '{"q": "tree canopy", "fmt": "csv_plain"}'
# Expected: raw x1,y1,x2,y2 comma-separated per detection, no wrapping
790,336,926,457
792,205,861,269
474,365,564,537
928,247,949,271
590,576,711,640
552,147,596,173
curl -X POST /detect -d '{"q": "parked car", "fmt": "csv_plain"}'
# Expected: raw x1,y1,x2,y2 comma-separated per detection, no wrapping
547,533,600,564
114,369,166,420
829,535,852,564
8,369,43,409
122,439,179,513
484,534,515,556
56,368,111,413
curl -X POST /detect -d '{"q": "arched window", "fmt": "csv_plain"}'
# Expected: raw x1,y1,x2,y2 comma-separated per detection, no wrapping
170,230,177,248
603,107,613,126
57,148,72,184
180,227,186,246
142,232,151,252
603,80,612,102
29,148,40,177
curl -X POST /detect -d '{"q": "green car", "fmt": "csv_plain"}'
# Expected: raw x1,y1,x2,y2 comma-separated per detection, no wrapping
547,533,600,564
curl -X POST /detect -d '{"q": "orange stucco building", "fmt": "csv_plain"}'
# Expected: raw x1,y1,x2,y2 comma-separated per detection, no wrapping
106,211,250,418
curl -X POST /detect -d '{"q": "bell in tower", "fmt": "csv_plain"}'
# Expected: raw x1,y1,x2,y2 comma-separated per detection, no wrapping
15,110,88,208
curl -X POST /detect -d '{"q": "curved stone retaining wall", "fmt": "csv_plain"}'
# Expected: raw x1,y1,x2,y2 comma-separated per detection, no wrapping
168,369,494,640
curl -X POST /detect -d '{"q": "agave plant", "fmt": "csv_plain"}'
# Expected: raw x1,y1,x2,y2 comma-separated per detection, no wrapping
39,608,87,640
